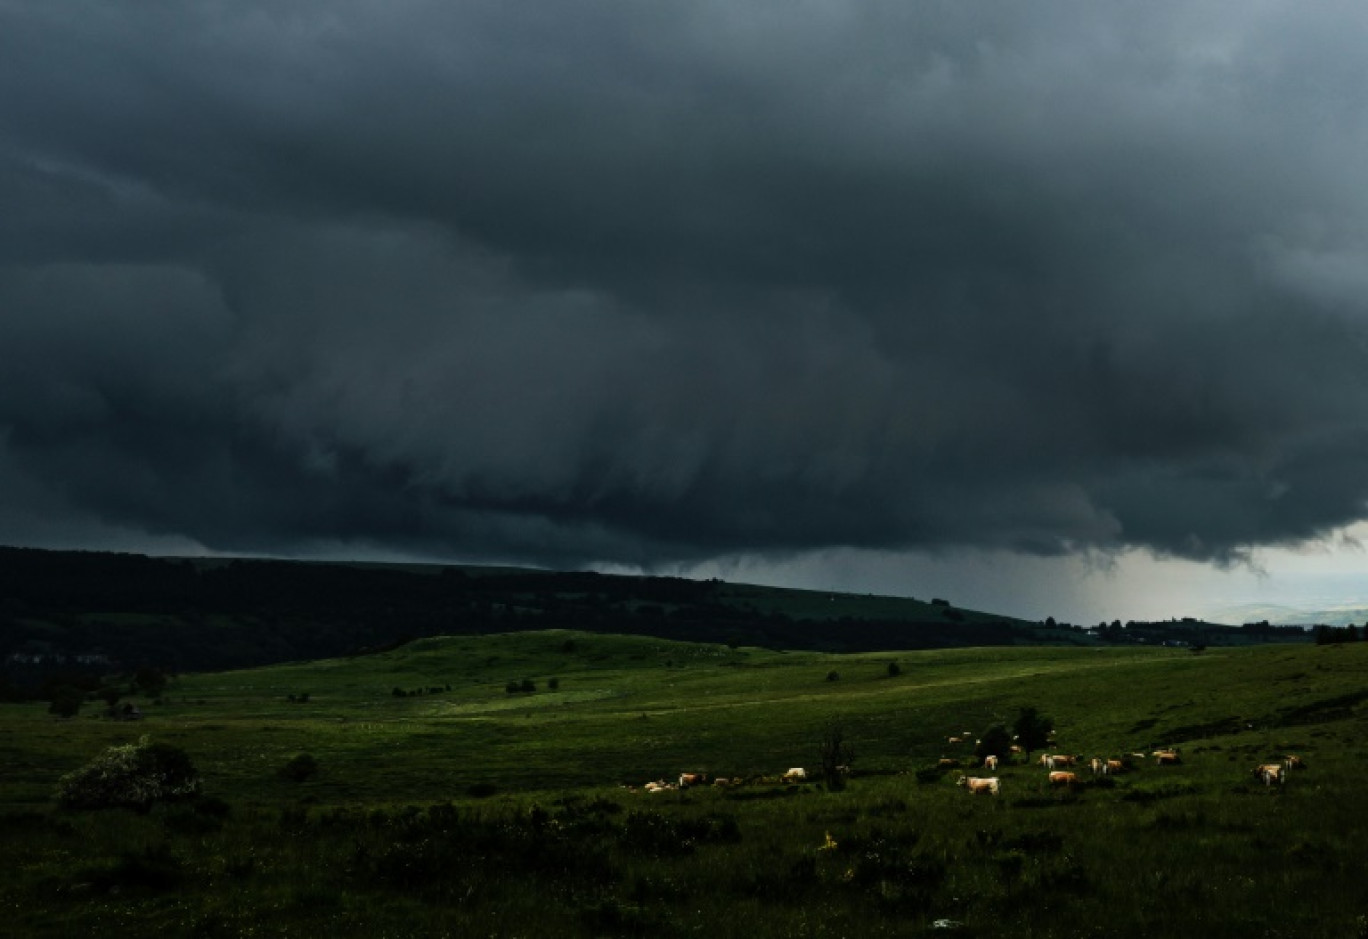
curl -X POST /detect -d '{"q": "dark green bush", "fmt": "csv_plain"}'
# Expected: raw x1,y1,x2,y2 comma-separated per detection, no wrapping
279,752,319,782
77,842,184,893
47,687,83,718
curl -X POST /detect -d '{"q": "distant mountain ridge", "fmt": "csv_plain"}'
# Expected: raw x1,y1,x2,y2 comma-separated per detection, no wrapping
0,545,1037,686
0,546,1311,693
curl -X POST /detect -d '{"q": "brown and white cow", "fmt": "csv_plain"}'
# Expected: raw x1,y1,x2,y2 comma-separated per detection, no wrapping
679,772,708,789
956,775,1000,795
1048,771,1079,789
1284,755,1305,771
1254,763,1284,786
1153,750,1181,766
983,755,999,772
782,767,807,783
1104,759,1125,775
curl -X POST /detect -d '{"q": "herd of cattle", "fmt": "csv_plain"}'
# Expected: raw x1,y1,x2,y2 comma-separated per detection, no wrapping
628,736,1307,797
631,766,813,793
948,735,1308,796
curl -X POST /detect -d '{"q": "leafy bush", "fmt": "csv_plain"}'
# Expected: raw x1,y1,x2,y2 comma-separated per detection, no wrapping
47,691,83,719
55,736,201,813
279,752,319,782
1013,706,1054,755
819,721,855,791
975,723,1014,763
77,842,184,894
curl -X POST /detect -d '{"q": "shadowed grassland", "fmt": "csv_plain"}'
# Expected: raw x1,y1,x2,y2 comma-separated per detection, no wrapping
2,632,1367,936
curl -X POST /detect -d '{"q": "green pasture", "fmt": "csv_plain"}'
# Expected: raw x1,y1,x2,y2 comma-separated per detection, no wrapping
3,631,1368,936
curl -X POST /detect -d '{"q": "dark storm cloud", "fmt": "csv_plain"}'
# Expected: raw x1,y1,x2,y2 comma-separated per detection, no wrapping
3,1,1368,568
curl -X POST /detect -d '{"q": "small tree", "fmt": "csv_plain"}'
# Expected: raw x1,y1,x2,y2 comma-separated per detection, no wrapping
1012,706,1054,760
47,687,84,719
279,753,319,783
818,722,855,792
134,666,168,699
886,662,902,678
974,723,1013,764
56,737,201,813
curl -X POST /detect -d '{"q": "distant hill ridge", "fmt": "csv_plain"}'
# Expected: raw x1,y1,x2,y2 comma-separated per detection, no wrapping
0,546,1308,688
0,545,1036,679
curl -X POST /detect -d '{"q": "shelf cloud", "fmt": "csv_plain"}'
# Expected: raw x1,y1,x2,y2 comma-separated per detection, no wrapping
3,2,1368,578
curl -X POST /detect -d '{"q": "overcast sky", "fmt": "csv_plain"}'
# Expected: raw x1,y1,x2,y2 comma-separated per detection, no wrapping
3,2,1367,623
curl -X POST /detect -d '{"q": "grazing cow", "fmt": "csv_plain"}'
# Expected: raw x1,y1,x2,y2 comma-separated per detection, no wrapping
679,772,707,789
1104,759,1125,775
1045,754,1078,770
1284,755,1305,771
957,775,1001,795
782,767,807,783
983,755,999,772
1090,758,1104,776
1048,771,1079,789
1153,750,1181,766
1254,763,1284,786
1009,745,1024,756
938,758,961,769
947,736,964,745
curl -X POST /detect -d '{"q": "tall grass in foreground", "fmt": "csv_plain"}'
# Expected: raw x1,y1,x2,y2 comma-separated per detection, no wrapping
3,769,1365,937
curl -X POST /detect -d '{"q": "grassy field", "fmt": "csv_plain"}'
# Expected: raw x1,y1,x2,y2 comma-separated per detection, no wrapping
3,630,1367,936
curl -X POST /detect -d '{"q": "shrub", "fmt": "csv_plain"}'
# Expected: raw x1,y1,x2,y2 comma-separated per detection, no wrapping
279,753,319,782
914,765,948,784
133,666,168,698
975,723,1013,763
56,737,201,813
819,721,855,791
47,689,83,719
78,842,184,893
1013,706,1054,756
